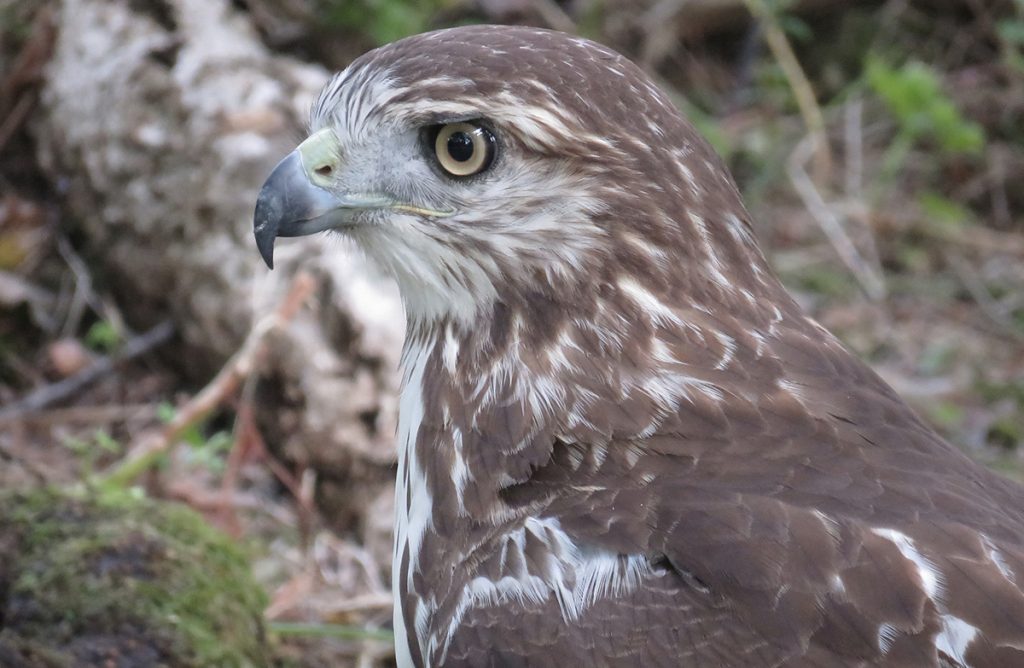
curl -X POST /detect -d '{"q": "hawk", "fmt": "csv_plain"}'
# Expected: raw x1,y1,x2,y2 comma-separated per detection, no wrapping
253,25,1024,667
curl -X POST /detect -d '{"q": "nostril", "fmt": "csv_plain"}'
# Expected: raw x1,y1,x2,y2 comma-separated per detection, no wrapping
314,164,333,177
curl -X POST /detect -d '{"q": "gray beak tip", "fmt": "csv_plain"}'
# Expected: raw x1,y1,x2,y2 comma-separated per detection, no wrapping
257,242,275,270
254,218,277,270
253,197,279,269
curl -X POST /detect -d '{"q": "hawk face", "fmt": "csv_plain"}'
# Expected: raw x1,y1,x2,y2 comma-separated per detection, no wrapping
254,25,772,330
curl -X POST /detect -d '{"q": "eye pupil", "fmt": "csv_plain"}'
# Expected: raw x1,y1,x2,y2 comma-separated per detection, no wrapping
447,132,475,162
432,122,495,177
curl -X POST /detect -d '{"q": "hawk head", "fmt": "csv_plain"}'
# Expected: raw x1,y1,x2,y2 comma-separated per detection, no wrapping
254,25,790,333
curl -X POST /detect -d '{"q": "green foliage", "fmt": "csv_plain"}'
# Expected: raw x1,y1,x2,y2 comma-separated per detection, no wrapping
754,0,812,42
996,0,1024,72
157,400,177,423
316,0,450,45
574,0,606,40
777,14,812,43
975,377,1024,451
754,0,799,20
157,402,233,475
977,376,1024,407
85,320,121,353
926,400,965,431
93,429,122,454
754,60,801,114
0,0,41,44
865,57,985,155
187,431,233,473
989,417,1024,451
683,102,734,159
62,429,124,475
792,265,858,299
918,192,973,232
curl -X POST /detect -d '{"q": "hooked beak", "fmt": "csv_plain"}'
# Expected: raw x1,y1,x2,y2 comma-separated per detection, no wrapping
253,128,391,269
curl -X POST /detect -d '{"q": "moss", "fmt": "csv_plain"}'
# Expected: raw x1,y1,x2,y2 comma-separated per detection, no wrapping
0,488,271,667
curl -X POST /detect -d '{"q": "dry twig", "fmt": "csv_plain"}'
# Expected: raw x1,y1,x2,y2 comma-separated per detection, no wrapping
55,235,109,338
99,272,317,488
0,320,175,419
788,136,887,300
530,0,576,33
0,403,158,427
215,397,316,536
743,0,832,182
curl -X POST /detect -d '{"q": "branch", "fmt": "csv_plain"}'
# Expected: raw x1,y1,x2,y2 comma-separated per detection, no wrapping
743,0,832,182
788,136,886,300
0,320,175,420
98,272,316,489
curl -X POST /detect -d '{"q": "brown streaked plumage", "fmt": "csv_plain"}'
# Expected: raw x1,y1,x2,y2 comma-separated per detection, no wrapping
254,25,1024,667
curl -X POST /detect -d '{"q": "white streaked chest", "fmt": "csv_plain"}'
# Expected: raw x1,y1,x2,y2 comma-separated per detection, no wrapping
393,340,433,668
434,517,657,664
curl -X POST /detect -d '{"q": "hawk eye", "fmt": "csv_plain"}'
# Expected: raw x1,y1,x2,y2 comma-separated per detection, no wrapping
433,122,496,177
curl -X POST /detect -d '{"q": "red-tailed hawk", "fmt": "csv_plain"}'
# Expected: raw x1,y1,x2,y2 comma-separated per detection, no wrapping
254,25,1024,668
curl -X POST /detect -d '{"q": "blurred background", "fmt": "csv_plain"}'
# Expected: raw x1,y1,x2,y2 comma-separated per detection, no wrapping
0,0,1022,665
